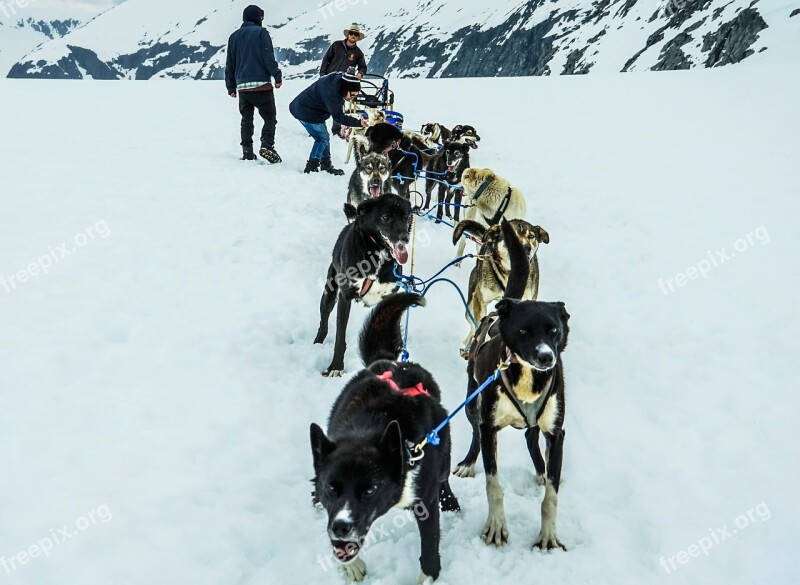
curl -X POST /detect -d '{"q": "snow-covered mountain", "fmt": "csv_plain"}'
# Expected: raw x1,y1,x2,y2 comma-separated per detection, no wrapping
0,2,102,78
7,0,800,80
13,17,83,39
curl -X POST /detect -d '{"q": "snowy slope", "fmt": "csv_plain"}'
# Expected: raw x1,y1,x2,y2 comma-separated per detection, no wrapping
7,0,800,79
0,21,47,78
0,68,798,584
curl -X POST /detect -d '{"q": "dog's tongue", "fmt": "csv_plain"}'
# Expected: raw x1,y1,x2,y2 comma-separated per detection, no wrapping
390,242,409,265
369,186,381,198
447,165,456,172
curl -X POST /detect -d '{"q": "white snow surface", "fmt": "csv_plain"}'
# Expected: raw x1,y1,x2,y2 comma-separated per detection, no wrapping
1,68,799,584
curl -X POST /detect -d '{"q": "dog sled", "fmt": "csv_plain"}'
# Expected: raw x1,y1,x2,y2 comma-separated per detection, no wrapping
348,73,404,129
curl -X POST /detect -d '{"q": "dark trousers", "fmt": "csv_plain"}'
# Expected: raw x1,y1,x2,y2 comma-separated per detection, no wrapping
239,90,277,149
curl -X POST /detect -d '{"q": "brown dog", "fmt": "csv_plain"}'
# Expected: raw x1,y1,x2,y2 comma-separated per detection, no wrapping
452,218,549,358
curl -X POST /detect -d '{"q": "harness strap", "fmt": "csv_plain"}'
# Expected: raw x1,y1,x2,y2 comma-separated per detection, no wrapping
471,177,494,202
485,186,513,226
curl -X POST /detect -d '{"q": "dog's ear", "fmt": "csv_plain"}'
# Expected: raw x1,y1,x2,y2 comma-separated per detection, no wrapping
533,225,550,244
555,301,570,321
452,125,463,134
379,420,404,481
354,136,370,163
495,298,519,319
452,219,487,246
310,423,336,469
343,203,358,221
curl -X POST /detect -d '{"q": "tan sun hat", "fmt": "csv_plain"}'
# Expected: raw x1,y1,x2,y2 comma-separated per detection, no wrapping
343,23,366,41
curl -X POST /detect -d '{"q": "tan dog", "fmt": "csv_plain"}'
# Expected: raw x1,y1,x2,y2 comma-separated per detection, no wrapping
344,108,387,163
452,219,549,358
455,168,527,260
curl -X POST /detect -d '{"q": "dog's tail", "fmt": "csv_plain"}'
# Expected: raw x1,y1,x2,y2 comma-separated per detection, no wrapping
502,218,530,300
359,292,425,364
452,220,487,246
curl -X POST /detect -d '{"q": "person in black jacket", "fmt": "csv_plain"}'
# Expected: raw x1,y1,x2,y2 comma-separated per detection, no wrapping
320,23,368,78
225,5,283,163
289,71,368,175
321,23,368,138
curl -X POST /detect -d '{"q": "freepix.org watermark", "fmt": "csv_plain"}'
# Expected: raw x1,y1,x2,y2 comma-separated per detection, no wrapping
1,219,111,294
658,226,770,296
659,502,771,574
316,502,430,573
1,504,113,575
0,0,40,19
318,0,368,20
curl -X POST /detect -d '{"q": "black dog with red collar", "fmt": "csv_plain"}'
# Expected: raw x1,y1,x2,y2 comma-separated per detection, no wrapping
311,292,460,583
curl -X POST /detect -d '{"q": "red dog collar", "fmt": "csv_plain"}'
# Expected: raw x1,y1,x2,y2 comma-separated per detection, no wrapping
376,370,430,398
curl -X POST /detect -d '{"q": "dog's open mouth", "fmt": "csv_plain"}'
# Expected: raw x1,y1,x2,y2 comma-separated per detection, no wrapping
447,164,456,172
369,185,381,198
384,237,409,264
332,540,361,563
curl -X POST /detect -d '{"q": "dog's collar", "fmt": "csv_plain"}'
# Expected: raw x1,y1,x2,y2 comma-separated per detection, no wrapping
472,177,493,201
376,370,430,398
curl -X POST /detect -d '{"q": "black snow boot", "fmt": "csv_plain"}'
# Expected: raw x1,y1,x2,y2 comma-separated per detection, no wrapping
321,157,345,176
304,159,321,173
259,146,282,164
242,145,257,160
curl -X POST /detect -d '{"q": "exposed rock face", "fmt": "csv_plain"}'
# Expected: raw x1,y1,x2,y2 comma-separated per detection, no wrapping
702,8,768,66
17,18,82,39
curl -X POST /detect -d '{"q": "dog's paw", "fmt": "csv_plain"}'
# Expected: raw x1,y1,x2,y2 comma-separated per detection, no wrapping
536,474,546,486
452,464,475,478
481,513,509,546
340,558,367,581
533,527,566,551
459,347,470,360
322,369,345,378
418,573,435,585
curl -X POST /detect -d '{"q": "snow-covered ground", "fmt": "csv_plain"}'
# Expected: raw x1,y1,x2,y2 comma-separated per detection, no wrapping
0,67,798,584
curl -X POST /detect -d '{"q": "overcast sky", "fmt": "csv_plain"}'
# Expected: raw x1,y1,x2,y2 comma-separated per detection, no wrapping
0,0,126,23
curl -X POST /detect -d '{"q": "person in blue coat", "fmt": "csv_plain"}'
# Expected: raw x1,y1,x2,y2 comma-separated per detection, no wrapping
289,70,368,175
225,5,283,163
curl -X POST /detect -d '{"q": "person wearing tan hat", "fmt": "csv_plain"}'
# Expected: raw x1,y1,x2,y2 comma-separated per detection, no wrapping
321,24,368,138
320,23,367,79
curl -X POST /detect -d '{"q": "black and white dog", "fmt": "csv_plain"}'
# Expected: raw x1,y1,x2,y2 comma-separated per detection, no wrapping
311,292,460,583
347,141,393,207
455,219,570,551
424,141,471,222
365,123,425,200
420,123,451,146
313,195,411,377
451,124,481,149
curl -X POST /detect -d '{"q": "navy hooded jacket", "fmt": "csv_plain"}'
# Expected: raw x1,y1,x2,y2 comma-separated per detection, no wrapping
289,72,362,127
225,21,282,93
